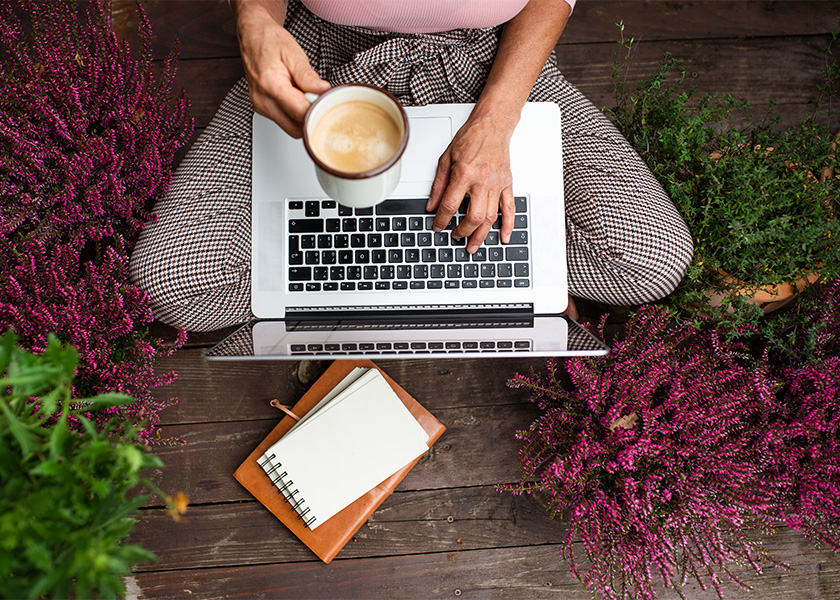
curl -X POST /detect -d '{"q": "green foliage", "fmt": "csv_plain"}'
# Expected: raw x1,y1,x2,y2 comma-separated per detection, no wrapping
0,330,164,599
606,22,840,332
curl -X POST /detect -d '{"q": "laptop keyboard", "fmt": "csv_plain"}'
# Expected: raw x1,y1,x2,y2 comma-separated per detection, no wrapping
286,197,531,293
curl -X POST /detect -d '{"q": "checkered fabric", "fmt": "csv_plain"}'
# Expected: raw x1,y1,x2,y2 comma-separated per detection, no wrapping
130,0,692,332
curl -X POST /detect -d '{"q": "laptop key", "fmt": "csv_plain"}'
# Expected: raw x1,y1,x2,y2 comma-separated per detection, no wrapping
514,214,527,229
355,206,374,216
409,216,424,230
497,279,512,287
375,281,390,290
480,280,495,288
363,266,378,279
413,265,428,278
481,264,495,278
342,218,357,232
305,201,320,217
498,263,512,277
397,265,412,279
447,264,462,278
323,282,338,291
375,218,390,231
509,231,528,245
471,248,487,261
338,250,353,264
376,198,429,215
372,250,386,263
347,266,362,280
321,251,336,264
340,282,355,291
410,280,425,289
427,280,443,289
400,232,416,246
358,282,373,290
359,218,374,231
405,249,420,263
301,234,316,249
464,264,478,278
351,234,366,248
306,282,320,291
304,251,319,264
338,205,353,216
488,247,503,261
325,218,340,232
393,281,408,289
289,283,304,291
430,265,445,278
392,217,407,230
445,280,460,288
417,232,432,246
421,248,437,262
514,197,527,213
384,233,399,247
380,265,395,279
322,200,336,209
317,234,332,248
314,267,328,280
367,233,382,247
334,234,349,248
515,263,529,277
330,266,345,280
506,246,529,261
288,267,311,280
289,200,304,211
289,219,323,233
515,279,530,287
388,249,403,263
455,248,469,262
463,280,477,288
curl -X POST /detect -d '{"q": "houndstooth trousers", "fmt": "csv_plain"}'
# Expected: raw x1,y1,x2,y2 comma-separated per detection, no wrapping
130,0,693,332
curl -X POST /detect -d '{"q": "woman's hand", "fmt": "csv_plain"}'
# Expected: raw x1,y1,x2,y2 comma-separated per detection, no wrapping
426,111,517,253
233,0,330,138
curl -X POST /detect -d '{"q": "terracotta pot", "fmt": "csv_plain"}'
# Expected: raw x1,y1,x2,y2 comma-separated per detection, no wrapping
704,270,822,314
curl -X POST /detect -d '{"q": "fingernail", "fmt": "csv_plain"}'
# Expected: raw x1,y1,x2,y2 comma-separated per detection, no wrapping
468,245,478,254
433,226,442,233
425,200,433,211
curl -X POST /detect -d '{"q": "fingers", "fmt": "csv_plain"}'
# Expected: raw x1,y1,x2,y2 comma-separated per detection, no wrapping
499,187,515,244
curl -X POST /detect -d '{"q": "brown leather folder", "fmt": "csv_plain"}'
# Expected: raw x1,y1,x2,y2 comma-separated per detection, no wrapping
233,359,446,564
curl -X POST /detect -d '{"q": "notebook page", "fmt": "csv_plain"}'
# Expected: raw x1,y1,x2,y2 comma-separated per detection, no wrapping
283,368,427,445
286,367,367,435
266,371,430,528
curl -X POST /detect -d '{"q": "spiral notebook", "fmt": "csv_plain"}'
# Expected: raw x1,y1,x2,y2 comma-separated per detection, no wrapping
258,367,429,528
233,359,446,563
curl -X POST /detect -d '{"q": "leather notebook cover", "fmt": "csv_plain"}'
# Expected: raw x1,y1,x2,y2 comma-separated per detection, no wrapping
233,359,446,564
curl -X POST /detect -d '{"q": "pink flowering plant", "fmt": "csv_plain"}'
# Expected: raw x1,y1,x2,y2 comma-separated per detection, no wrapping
506,287,840,600
0,0,192,441
506,306,783,599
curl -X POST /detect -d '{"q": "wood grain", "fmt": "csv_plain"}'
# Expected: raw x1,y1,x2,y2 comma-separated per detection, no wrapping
129,528,840,600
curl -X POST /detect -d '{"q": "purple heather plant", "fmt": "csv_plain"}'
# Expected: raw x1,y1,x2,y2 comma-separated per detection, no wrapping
505,305,785,600
0,0,193,441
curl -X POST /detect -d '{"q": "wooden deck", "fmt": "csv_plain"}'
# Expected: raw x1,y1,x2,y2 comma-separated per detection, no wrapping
117,2,840,598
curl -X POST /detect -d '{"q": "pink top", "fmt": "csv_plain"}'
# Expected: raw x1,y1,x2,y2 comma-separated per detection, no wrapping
299,0,575,34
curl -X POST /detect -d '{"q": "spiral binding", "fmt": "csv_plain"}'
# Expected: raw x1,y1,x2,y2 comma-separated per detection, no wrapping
258,453,318,528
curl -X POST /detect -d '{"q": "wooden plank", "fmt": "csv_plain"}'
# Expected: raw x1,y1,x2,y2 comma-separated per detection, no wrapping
152,350,545,425
111,1,839,61
170,34,832,130
560,1,839,45
128,529,840,600
145,401,541,505
556,35,837,130
131,486,567,570
111,0,239,60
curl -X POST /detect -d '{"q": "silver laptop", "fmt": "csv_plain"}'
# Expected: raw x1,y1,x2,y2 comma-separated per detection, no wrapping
205,103,608,359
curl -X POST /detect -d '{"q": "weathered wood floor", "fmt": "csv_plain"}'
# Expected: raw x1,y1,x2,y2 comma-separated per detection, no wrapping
118,2,840,598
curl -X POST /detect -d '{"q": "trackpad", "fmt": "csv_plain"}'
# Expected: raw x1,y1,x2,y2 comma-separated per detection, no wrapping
401,117,452,182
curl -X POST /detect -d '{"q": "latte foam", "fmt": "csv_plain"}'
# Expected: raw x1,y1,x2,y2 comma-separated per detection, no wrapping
309,100,402,173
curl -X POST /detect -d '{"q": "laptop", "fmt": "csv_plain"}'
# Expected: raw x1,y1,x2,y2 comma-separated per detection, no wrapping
205,102,609,359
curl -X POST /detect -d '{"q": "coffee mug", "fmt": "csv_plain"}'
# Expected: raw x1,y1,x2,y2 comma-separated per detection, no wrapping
302,83,409,209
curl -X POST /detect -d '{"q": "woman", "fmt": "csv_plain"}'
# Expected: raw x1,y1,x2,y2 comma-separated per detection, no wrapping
130,0,693,332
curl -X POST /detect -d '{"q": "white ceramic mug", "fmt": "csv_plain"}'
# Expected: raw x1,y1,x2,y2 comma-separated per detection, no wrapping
302,84,409,209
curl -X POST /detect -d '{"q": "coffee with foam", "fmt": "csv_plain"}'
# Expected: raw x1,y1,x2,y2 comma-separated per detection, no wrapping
309,100,402,174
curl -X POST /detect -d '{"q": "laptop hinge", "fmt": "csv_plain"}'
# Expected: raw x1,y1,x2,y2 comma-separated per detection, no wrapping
285,303,533,323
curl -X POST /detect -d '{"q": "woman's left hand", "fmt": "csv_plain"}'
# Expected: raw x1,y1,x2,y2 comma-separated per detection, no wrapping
425,112,517,254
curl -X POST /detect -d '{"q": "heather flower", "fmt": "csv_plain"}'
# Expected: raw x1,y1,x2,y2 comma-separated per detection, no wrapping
0,0,193,441
505,306,784,600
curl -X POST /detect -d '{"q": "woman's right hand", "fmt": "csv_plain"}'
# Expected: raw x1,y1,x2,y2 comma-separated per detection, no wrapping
233,0,330,138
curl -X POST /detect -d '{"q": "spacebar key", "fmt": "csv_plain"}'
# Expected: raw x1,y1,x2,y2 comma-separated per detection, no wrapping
375,199,430,215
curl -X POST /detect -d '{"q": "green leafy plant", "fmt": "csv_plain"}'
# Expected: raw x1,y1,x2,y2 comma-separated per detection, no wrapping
0,330,184,599
606,22,840,333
